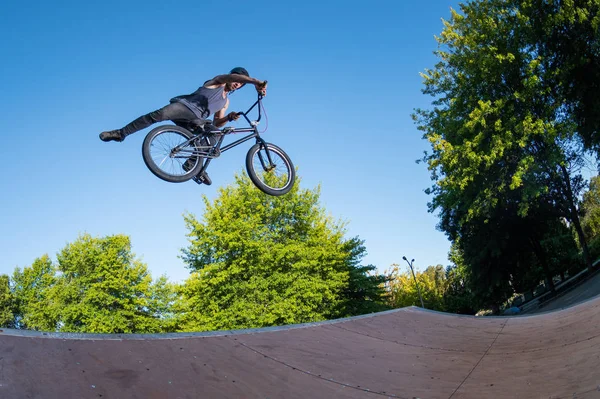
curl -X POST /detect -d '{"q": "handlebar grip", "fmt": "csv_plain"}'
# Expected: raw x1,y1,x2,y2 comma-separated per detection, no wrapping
258,80,267,99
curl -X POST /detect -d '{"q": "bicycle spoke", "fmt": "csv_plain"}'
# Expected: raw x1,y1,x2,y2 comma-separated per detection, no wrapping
251,146,291,190
149,131,196,177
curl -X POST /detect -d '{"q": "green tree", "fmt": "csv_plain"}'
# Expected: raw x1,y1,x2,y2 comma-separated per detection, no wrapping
580,175,600,261
418,265,447,310
51,234,174,333
12,255,58,331
337,237,391,316
384,264,419,309
0,275,16,328
443,262,477,315
385,264,447,311
413,0,595,306
442,242,478,315
146,275,180,332
531,0,600,152
12,235,177,333
178,172,387,332
582,176,600,240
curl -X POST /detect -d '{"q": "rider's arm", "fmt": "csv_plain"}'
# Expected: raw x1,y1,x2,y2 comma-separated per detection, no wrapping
213,108,228,128
207,74,263,86
205,74,267,95
213,99,240,128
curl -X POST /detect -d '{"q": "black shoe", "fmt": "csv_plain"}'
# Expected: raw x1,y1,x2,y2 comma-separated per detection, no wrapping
99,130,124,142
182,157,211,185
182,158,195,172
193,171,212,186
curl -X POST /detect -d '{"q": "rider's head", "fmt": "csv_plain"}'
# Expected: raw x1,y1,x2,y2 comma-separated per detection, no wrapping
226,67,249,93
230,67,249,76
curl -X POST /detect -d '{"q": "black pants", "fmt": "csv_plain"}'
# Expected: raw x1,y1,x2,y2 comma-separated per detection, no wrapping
119,102,210,137
120,103,217,176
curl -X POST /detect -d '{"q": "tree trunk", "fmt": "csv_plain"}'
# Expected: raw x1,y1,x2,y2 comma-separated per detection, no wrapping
560,164,594,273
572,214,594,273
530,237,556,293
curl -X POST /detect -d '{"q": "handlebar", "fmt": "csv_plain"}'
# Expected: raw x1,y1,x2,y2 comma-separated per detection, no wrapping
257,80,267,99
236,82,267,123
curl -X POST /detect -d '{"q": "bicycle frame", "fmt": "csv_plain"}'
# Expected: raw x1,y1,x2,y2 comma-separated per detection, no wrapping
210,94,265,155
171,94,275,174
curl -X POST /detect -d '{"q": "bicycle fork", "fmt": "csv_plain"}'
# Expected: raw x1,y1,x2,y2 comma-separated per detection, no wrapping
255,138,276,172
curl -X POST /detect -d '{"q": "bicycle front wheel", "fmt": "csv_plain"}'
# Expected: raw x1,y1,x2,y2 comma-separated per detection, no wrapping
246,142,295,196
142,125,203,183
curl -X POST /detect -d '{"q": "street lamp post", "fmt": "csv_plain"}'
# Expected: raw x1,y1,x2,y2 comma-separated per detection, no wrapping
403,256,425,309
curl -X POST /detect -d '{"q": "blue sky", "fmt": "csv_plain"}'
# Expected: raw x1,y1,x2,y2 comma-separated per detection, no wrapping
1,0,461,283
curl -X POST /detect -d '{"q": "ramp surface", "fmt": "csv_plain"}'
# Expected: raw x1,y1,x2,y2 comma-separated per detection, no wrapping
1,299,600,398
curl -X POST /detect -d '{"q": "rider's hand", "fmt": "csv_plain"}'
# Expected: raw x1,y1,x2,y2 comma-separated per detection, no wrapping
227,112,240,122
255,80,267,96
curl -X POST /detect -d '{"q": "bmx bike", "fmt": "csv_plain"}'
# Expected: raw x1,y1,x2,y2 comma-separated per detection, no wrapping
141,92,295,196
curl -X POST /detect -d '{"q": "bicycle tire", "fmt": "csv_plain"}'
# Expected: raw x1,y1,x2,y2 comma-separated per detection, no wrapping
142,125,203,183
246,142,295,196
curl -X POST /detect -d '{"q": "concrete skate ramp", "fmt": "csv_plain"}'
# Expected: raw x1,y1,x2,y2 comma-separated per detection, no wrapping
1,299,600,399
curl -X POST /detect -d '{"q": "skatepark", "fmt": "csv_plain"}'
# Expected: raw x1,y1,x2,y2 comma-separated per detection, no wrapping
1,289,599,398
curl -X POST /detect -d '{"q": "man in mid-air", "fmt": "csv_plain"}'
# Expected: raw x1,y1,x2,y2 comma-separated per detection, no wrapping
99,67,267,185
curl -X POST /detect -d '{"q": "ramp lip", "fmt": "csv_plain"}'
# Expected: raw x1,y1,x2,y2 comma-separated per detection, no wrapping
0,307,408,340
3,293,599,340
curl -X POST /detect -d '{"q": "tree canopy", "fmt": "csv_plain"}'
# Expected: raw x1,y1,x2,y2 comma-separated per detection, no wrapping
11,234,176,333
177,173,389,331
413,0,599,306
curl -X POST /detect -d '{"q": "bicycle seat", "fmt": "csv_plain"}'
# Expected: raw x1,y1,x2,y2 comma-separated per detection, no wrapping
174,118,211,133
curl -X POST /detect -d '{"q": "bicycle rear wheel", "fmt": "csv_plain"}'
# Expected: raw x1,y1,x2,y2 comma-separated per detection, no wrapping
246,142,295,196
142,125,203,183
